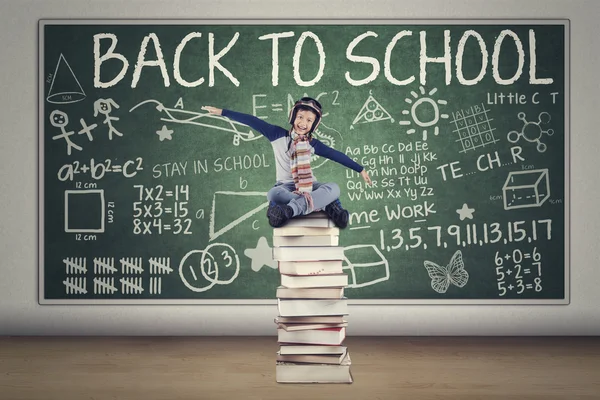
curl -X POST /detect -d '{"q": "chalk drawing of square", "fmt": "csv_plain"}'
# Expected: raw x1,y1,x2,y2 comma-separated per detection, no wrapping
342,244,390,289
64,189,105,233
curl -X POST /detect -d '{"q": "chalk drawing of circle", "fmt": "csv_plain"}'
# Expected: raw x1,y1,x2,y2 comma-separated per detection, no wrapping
539,112,551,124
179,249,219,293
199,243,240,285
364,111,376,122
411,97,440,127
366,101,378,111
522,122,543,142
536,141,547,153
507,130,521,144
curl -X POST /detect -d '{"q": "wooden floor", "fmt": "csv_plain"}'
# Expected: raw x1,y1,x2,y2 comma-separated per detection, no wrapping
1,336,599,400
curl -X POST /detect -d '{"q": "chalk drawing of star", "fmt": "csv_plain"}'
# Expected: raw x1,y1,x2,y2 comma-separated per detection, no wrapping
456,203,475,220
156,125,173,141
244,236,277,272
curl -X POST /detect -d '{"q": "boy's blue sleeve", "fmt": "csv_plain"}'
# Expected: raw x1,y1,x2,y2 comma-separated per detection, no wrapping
312,139,364,173
221,109,286,142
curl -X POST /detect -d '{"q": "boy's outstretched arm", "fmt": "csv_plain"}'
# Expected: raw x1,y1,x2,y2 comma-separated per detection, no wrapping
202,106,285,141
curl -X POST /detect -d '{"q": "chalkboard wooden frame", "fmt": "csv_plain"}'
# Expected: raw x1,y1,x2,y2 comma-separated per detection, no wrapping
38,19,569,305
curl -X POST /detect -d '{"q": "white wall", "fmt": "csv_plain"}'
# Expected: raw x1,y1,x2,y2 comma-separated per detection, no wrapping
1,0,598,336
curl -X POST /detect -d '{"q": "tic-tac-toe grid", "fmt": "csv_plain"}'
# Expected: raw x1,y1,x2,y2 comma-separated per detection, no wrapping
451,104,498,153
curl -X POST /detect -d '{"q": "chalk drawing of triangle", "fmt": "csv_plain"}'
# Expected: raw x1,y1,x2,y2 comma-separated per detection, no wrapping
209,191,268,241
351,93,394,128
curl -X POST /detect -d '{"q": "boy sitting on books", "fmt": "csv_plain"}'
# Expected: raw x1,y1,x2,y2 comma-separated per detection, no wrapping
202,97,372,229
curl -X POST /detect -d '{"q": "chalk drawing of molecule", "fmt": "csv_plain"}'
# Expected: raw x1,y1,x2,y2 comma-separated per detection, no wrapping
507,112,554,153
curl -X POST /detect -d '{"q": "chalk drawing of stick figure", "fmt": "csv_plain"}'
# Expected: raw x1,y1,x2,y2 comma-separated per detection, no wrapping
93,98,123,140
50,110,82,155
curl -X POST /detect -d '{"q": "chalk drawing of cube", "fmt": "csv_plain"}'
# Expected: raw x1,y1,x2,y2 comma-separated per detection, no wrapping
502,169,550,210
64,189,105,233
342,244,390,289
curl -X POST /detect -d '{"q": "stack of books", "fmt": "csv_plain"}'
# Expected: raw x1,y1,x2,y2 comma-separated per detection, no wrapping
272,211,352,384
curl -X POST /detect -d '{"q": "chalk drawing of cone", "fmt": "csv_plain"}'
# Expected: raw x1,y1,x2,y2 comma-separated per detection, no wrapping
46,53,86,104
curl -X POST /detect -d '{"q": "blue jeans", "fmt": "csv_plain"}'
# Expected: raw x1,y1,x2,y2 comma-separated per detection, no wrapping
267,181,340,216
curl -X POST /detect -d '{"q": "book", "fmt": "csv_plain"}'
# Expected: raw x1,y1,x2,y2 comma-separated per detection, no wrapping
283,217,336,228
273,235,339,247
276,347,348,364
277,298,348,317
276,286,344,299
276,352,352,383
273,226,340,237
277,327,346,345
294,211,329,219
279,344,347,355
273,246,344,262
275,316,346,325
277,321,348,331
280,273,348,289
278,260,343,276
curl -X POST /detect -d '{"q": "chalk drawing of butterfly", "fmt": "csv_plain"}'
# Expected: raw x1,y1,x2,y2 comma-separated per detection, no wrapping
423,250,469,294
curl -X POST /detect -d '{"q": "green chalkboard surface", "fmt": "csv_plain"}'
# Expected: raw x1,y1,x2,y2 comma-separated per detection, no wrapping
38,19,569,304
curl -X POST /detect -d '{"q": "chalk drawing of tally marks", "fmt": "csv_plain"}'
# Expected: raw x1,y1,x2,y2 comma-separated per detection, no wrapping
129,99,261,146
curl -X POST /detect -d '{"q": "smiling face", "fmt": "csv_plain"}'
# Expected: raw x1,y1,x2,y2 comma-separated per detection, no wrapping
97,100,112,114
293,109,317,136
49,110,68,127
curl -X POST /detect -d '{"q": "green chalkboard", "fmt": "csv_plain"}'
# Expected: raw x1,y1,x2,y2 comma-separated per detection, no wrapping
38,19,569,304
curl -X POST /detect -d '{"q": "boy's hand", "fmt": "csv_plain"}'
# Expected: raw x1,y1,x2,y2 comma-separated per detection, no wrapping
361,169,372,186
201,106,222,115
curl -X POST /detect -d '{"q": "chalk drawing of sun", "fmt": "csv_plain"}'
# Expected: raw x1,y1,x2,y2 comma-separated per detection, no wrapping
399,86,449,141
